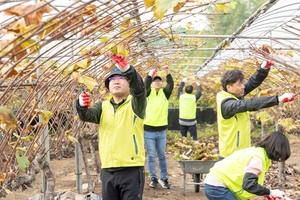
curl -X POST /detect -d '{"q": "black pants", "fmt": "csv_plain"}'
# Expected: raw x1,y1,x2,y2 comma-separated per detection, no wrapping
180,124,197,140
101,166,145,200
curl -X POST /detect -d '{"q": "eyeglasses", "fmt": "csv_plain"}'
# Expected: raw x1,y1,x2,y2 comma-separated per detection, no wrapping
109,76,125,81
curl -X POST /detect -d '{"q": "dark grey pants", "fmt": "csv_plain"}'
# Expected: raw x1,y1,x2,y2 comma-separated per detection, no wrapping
180,124,197,140
101,166,145,200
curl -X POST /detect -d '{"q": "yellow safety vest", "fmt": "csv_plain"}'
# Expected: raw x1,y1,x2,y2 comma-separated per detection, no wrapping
99,95,145,168
217,91,251,157
179,93,196,119
210,147,271,200
144,88,169,126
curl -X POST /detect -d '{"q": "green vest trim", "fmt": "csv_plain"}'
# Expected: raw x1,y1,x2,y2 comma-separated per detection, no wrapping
210,147,271,200
144,88,169,126
179,93,196,119
99,95,145,168
217,91,251,157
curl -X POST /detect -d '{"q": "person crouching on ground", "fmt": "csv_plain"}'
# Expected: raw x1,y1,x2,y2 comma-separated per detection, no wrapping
204,131,291,200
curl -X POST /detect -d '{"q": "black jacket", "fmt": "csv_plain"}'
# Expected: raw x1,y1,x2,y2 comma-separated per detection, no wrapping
221,68,279,119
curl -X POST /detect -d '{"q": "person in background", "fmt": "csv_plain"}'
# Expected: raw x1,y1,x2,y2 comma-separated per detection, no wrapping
144,65,174,189
178,78,202,140
217,60,295,159
204,131,291,200
76,54,146,200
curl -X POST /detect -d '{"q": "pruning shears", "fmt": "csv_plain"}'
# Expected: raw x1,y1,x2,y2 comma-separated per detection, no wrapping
266,195,293,200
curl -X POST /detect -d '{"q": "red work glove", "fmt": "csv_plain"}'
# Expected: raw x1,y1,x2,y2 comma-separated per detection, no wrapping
265,196,292,200
266,189,286,199
148,69,157,78
79,92,90,108
261,60,274,69
162,65,169,74
278,93,295,103
111,54,130,72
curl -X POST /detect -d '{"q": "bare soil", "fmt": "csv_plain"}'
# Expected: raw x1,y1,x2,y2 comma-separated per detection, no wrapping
3,135,300,200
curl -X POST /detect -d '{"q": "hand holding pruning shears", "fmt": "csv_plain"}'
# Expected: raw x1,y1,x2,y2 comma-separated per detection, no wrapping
79,91,90,109
278,93,295,103
265,189,293,200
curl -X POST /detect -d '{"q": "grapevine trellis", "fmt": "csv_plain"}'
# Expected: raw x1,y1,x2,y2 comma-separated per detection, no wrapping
1,0,300,199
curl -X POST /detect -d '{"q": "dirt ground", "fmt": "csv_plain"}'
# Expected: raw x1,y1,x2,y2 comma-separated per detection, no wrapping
3,135,300,200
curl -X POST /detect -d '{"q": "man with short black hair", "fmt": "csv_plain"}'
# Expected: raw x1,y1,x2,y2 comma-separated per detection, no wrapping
144,66,174,189
217,60,295,159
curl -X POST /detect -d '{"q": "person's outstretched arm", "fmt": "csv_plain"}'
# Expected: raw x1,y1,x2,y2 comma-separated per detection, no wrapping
178,78,186,98
195,82,202,101
164,74,174,100
244,61,271,96
125,66,147,119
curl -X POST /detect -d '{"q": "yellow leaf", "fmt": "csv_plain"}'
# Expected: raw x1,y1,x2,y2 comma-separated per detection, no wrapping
278,118,297,131
5,189,14,197
154,0,181,20
83,4,97,15
258,88,277,97
229,2,237,9
21,135,35,142
120,26,139,39
73,72,98,91
67,135,78,143
173,2,184,13
100,89,107,95
287,50,294,57
64,128,72,136
0,173,6,181
33,109,53,124
1,65,18,78
19,25,35,37
186,22,192,29
217,4,226,10
38,18,61,39
255,111,273,124
80,48,89,55
16,147,27,152
63,66,74,75
116,44,129,57
74,58,91,70
270,68,280,74
100,35,110,43
19,38,40,53
144,0,155,8
0,106,17,128
31,72,37,79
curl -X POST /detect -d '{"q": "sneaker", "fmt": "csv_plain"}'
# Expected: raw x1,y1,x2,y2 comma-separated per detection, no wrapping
158,179,170,189
149,177,158,188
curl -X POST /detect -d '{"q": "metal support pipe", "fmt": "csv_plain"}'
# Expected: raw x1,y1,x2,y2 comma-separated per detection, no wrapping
73,43,83,194
36,34,50,193
179,34,300,40
154,47,300,51
75,141,82,194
